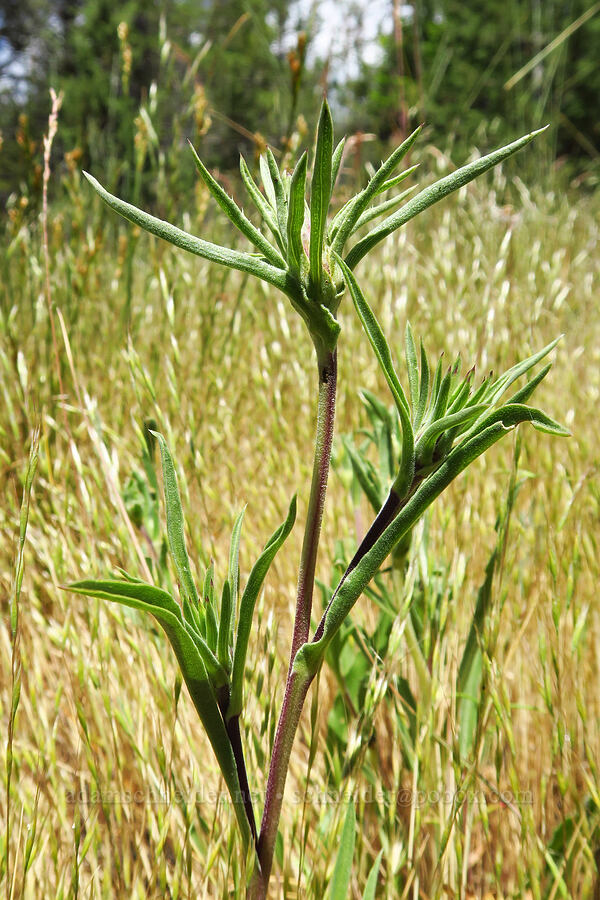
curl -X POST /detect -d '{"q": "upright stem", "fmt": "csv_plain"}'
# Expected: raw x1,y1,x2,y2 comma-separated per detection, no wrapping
249,349,337,898
289,349,337,662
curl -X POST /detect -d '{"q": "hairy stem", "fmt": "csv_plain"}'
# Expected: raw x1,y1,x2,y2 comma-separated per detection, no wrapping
289,349,337,661
249,349,337,897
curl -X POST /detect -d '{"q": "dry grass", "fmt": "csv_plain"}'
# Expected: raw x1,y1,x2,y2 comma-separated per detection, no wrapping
1,166,599,898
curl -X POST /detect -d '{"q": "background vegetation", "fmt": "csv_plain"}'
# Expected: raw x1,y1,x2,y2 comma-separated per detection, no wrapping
1,1,599,897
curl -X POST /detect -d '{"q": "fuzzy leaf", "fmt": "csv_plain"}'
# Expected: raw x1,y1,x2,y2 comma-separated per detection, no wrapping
229,496,297,719
287,151,308,273
266,148,289,251
332,126,421,252
83,172,289,292
239,155,284,251
309,100,334,294
344,127,547,269
152,432,199,607
67,579,249,842
331,136,346,190
188,142,285,268
335,255,414,497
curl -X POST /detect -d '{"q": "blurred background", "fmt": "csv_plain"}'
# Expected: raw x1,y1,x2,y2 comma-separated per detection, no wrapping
1,0,598,207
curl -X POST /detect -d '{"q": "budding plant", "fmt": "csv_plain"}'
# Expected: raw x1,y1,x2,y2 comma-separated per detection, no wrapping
72,101,568,898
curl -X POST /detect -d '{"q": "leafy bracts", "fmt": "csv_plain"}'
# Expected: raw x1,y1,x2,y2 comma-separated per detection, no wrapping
68,433,295,846
298,289,568,675
84,102,544,365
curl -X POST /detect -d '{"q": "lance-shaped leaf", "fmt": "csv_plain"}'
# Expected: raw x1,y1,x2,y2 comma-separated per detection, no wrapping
309,100,333,295
344,127,548,269
375,164,419,195
332,126,421,253
405,322,419,411
188,142,286,269
152,432,199,607
239,155,284,252
301,402,568,675
228,495,297,720
342,436,382,513
83,172,289,293
335,254,415,498
67,579,251,846
287,151,308,273
351,186,417,234
266,148,289,252
362,851,384,900
415,339,430,430
507,363,551,406
218,580,233,672
331,136,346,191
415,404,489,466
482,337,561,406
228,507,246,616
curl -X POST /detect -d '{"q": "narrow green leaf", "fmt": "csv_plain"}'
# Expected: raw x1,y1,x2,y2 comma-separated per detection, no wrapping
83,172,289,292
239,155,285,252
463,402,570,441
332,126,422,253
229,496,297,719
415,404,489,465
342,436,383,513
287,151,308,273
152,432,199,606
362,851,383,900
309,100,334,293
335,254,414,497
345,127,547,269
67,579,245,837
375,163,419,195
303,404,565,674
329,801,356,900
484,337,560,406
259,154,277,209
351,186,417,233
228,507,246,615
507,363,551,405
405,322,419,411
331,136,346,190
218,580,232,671
266,148,289,251
188,142,286,269
415,340,430,429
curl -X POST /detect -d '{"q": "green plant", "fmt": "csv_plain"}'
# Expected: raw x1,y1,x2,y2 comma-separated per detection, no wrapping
70,100,568,897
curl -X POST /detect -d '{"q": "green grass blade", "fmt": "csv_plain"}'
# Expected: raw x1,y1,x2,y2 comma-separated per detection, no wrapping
83,171,289,292
332,126,421,253
229,495,297,719
153,432,199,606
188,141,286,268
456,551,496,760
344,127,547,269
309,100,334,295
287,151,308,273
329,801,356,900
362,850,383,900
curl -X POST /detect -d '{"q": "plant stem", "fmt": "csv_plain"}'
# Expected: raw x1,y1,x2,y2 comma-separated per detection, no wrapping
249,349,337,898
289,349,337,662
